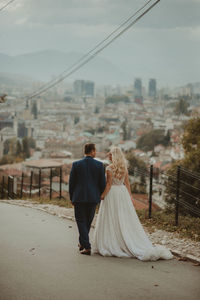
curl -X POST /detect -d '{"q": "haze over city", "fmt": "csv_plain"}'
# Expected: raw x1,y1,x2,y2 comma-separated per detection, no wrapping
0,0,200,87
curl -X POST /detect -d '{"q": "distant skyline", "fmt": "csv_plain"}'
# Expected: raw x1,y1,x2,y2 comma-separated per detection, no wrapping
0,0,200,87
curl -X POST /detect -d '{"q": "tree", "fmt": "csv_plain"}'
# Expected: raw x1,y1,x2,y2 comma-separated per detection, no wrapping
126,151,147,175
9,138,17,155
63,96,73,102
94,106,100,114
3,139,11,155
182,118,200,155
97,126,106,133
22,137,30,158
16,140,22,156
74,116,80,125
126,152,148,194
165,118,200,216
1,137,33,165
137,129,170,151
85,128,95,135
163,130,171,146
121,120,128,141
105,95,130,105
0,155,14,165
28,137,36,149
0,94,7,103
174,98,189,116
3,138,17,156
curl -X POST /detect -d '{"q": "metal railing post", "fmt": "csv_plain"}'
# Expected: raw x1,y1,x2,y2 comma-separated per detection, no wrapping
7,176,10,199
175,165,180,226
50,168,52,200
38,169,41,198
20,173,24,198
148,165,153,218
59,167,62,199
29,171,33,198
1,176,4,199
11,176,14,199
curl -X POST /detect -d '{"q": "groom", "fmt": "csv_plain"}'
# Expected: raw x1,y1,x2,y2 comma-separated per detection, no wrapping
69,143,106,255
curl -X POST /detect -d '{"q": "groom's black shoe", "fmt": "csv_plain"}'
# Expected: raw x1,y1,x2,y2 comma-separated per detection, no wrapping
78,244,84,251
80,248,91,255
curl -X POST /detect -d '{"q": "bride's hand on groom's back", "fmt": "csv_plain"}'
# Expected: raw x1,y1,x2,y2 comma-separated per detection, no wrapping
101,194,105,200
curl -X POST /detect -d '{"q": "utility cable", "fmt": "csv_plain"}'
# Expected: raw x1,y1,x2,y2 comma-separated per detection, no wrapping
0,0,16,12
25,0,154,99
25,0,160,100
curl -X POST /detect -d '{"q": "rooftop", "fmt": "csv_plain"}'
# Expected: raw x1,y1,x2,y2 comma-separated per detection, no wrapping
23,159,63,169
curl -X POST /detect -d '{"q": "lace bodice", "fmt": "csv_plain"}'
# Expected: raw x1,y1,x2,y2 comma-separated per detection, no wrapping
106,166,125,186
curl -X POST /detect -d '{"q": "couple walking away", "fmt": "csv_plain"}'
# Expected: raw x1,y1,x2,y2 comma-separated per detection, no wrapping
69,143,173,261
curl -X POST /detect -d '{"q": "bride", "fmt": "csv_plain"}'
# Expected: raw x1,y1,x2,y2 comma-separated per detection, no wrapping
93,147,173,261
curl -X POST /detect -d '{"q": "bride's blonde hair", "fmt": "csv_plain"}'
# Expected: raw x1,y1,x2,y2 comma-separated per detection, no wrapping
110,147,128,180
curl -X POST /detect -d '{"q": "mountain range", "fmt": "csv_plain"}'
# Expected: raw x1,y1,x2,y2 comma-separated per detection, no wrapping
0,50,130,85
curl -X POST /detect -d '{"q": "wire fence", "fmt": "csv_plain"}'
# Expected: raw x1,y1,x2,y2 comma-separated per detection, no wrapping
0,164,200,226
0,166,68,202
130,164,200,225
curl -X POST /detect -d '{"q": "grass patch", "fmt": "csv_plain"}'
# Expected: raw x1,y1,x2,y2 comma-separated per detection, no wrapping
19,196,73,208
137,209,200,242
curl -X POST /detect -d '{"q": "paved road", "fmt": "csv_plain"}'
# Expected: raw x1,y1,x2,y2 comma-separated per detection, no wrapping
0,202,199,300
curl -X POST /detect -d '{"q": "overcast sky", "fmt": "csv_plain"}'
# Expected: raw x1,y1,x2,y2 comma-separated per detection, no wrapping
0,0,199,87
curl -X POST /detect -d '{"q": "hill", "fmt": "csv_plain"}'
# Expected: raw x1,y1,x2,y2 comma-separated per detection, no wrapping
0,50,129,84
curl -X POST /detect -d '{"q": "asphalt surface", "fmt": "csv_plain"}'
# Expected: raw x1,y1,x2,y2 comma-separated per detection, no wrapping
0,202,200,300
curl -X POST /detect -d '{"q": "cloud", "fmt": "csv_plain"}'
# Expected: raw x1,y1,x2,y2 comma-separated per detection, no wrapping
2,0,200,29
0,0,199,86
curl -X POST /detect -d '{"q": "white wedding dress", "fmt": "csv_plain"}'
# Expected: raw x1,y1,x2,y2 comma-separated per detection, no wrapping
93,166,173,261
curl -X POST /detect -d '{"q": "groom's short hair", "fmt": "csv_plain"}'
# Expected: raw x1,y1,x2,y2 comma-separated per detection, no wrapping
84,143,96,154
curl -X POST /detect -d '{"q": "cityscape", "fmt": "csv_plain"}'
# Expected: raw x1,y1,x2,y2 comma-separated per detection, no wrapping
0,75,200,205
0,0,200,299
1,76,200,163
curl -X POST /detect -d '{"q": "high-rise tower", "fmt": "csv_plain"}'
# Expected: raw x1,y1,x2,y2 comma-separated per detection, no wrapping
134,78,143,103
148,78,157,99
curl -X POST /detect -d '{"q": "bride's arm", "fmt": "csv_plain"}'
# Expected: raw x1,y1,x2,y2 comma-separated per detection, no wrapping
101,170,112,200
124,171,133,200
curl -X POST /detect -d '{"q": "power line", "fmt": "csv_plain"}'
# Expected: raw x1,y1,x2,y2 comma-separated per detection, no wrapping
25,0,160,100
26,0,159,99
0,0,16,12
25,0,154,99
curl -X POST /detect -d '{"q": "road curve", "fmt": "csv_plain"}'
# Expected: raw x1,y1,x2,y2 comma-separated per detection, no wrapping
0,202,199,300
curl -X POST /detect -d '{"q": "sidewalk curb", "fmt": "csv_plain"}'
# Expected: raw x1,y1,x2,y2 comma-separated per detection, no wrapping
171,250,200,264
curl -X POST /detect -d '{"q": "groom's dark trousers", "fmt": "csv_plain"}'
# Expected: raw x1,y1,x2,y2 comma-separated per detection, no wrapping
74,203,96,249
69,156,106,249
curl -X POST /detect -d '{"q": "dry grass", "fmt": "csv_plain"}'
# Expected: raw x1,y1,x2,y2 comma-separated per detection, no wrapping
21,196,73,208
137,209,200,242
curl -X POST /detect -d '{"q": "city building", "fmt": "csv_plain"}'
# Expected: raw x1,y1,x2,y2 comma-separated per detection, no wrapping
134,78,143,103
74,80,85,96
148,78,157,99
84,81,95,97
73,80,95,97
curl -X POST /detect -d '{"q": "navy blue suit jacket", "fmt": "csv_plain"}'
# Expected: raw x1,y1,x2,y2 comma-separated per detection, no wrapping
69,156,106,204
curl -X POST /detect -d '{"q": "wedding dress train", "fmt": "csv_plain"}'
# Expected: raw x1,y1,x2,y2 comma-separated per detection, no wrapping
93,167,173,261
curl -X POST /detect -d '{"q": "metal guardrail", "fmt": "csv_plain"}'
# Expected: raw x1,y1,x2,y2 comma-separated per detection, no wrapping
1,165,200,226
